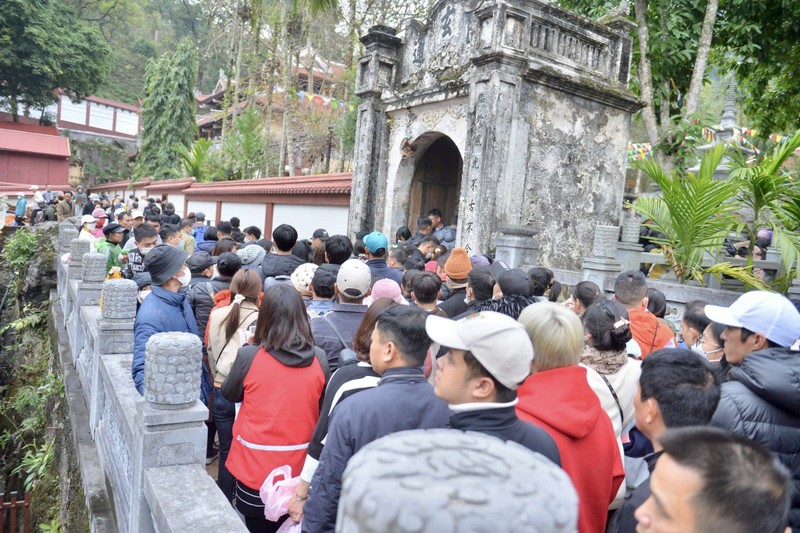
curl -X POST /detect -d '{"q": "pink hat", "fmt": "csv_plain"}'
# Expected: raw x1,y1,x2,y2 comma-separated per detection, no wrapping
364,278,408,306
92,208,108,219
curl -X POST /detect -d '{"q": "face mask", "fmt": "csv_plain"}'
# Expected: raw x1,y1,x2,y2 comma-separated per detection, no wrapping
140,246,155,256
177,269,191,287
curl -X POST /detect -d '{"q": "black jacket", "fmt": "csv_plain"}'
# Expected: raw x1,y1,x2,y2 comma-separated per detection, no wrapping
449,405,561,466
610,451,662,533
186,276,231,340
711,347,800,531
437,287,467,318
161,211,181,225
260,252,305,279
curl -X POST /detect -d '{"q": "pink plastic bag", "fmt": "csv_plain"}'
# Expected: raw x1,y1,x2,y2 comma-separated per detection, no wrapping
260,465,300,521
276,517,301,533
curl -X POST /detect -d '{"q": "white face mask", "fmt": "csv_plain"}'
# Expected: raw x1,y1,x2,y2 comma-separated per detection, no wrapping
177,269,191,287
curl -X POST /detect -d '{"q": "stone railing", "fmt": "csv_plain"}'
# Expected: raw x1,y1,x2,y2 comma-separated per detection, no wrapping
53,226,246,533
496,221,798,330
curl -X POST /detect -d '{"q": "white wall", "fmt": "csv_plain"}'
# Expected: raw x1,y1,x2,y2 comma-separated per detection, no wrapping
186,200,217,225
116,110,139,136
220,202,266,230
60,95,86,124
272,204,349,240
166,193,186,216
89,102,114,130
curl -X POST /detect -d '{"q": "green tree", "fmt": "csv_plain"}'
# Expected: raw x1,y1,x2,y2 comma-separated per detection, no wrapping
0,0,110,121
134,39,198,180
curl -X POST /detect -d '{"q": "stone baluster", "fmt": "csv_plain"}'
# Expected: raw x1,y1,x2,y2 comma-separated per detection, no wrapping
85,279,138,434
581,225,623,288
130,332,208,533
494,225,540,269
337,429,578,532
616,217,643,272
69,252,107,370
58,223,79,254
789,278,800,300
62,238,91,323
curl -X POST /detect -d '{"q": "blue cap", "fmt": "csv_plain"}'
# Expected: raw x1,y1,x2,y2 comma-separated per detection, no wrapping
363,231,389,254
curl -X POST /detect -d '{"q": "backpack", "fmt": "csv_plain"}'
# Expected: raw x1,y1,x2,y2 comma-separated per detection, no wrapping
322,315,357,364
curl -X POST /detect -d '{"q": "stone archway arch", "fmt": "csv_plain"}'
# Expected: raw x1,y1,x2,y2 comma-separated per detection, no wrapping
390,131,463,236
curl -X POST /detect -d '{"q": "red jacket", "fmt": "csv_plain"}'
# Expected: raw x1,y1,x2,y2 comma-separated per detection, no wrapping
516,366,624,533
628,308,676,358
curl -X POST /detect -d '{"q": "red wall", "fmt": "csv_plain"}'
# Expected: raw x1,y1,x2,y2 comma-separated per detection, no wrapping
0,152,69,186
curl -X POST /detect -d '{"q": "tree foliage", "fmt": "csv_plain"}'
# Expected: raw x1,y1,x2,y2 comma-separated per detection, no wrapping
0,0,111,118
632,144,767,288
134,39,198,180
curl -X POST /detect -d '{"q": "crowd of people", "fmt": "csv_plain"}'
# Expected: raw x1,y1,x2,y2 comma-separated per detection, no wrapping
55,198,800,533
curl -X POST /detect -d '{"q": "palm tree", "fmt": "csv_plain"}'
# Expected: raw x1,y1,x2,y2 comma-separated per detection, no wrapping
728,129,800,277
632,143,768,288
174,138,214,182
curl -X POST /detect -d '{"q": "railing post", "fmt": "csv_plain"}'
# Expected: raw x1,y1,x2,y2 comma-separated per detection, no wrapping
616,217,643,272
62,239,91,331
338,429,579,532
494,225,540,269
85,279,137,435
581,225,623,290
130,332,208,533
70,252,107,371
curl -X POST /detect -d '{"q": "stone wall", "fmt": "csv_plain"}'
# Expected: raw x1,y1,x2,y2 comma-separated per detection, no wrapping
350,0,641,269
52,225,247,533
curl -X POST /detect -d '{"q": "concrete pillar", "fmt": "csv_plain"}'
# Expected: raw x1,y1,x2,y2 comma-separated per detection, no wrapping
130,332,208,533
337,429,578,532
494,225,540,269
582,225,623,288
59,224,79,254
62,239,91,327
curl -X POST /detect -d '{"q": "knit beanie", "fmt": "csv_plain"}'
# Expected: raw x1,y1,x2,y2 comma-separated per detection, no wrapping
444,247,472,281
144,244,188,286
237,244,266,266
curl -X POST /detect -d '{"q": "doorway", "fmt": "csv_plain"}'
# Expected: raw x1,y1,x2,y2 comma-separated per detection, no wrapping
407,134,463,229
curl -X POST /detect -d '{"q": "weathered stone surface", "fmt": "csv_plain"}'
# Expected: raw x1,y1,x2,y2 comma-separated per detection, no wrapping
337,429,578,532
349,0,640,269
102,279,137,320
592,225,620,258
59,222,79,252
82,253,108,282
144,466,247,533
144,333,202,408
69,239,91,279
621,217,640,243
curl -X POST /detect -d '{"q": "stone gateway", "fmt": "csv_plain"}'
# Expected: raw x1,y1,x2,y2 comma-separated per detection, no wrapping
349,0,640,269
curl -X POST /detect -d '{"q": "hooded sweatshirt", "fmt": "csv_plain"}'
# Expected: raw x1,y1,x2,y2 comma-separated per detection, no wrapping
627,308,676,358
516,365,624,533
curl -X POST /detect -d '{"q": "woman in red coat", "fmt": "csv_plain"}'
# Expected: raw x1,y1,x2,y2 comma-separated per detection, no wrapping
221,284,327,532
516,302,624,533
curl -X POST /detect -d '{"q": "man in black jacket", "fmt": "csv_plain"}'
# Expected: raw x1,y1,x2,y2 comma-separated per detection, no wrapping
186,252,241,339
425,311,561,466
611,349,720,533
261,223,305,283
704,291,800,532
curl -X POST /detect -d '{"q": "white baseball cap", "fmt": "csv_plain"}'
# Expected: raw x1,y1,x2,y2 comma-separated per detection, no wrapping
336,259,372,299
80,214,96,225
425,311,533,389
704,291,800,348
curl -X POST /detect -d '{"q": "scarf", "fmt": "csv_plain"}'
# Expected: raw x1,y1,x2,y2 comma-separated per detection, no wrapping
580,344,628,375
446,275,468,291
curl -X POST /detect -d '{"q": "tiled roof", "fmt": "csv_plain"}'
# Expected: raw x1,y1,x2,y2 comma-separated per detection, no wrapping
183,173,352,196
145,177,196,191
0,127,70,157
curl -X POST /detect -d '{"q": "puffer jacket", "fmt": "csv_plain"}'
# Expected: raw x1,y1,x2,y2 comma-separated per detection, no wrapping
712,347,800,531
186,277,231,343
132,286,199,394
